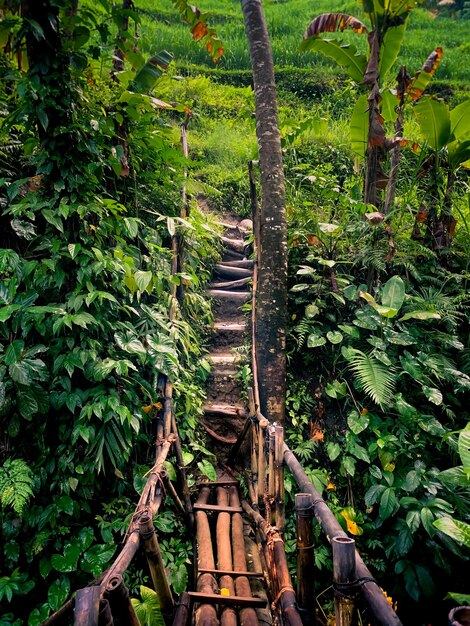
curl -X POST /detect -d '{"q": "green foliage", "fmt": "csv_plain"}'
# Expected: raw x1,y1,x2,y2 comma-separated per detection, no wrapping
132,586,165,626
0,459,34,517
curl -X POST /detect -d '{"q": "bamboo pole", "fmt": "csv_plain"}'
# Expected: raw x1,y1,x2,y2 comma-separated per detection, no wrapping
216,487,237,626
229,487,259,626
170,411,194,530
268,429,275,524
195,486,219,626
105,574,141,626
295,493,315,624
274,425,285,534
244,536,272,626
172,592,191,626
163,380,173,438
241,501,302,626
448,606,470,626
333,537,356,626
99,599,114,626
257,418,268,506
251,419,259,496
283,445,403,626
73,587,101,626
161,469,186,516
139,514,175,624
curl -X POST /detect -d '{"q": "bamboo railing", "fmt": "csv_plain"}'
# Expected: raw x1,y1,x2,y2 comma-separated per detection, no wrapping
230,163,403,626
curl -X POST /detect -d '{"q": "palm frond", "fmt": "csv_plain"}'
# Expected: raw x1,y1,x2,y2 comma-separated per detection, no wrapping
349,349,396,409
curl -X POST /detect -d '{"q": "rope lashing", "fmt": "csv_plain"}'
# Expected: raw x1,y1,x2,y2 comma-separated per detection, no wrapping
333,576,378,598
271,584,296,610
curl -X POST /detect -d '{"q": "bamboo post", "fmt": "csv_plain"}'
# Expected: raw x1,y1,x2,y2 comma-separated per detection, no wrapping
268,429,275,524
172,592,191,626
295,493,315,624
332,536,356,626
274,425,285,534
257,418,268,506
74,587,100,626
163,380,173,438
139,514,175,624
99,599,114,626
105,574,141,626
448,606,470,626
251,419,259,496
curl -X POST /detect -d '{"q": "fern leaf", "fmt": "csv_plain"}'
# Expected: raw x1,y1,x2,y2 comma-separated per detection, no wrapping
349,349,396,409
0,459,35,517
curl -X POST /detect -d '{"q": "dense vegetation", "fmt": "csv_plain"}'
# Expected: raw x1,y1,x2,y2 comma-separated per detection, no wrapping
1,0,469,624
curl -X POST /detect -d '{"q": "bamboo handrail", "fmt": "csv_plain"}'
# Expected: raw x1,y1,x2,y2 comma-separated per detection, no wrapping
283,445,403,626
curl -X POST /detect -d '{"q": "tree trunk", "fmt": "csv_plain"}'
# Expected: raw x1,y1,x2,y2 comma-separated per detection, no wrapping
240,0,287,424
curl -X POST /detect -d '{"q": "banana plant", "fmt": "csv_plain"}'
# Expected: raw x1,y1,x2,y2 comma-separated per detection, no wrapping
413,96,470,251
300,0,427,209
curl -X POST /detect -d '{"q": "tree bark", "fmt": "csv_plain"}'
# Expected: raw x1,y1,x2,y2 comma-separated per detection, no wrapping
240,0,287,424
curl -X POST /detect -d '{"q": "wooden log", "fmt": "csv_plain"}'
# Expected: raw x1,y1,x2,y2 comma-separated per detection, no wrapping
227,415,252,467
172,592,190,626
283,445,403,626
251,420,259,496
218,259,254,268
229,487,259,626
139,514,175,624
333,536,356,626
198,568,263,578
194,503,243,513
207,289,250,301
295,494,315,625
274,426,285,534
209,277,251,290
197,480,240,487
220,236,247,253
74,587,101,626
214,264,252,280
163,380,173,438
105,574,141,626
216,487,237,626
196,487,219,626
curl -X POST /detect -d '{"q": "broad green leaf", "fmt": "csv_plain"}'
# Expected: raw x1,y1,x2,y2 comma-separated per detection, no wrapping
170,564,188,595
379,487,398,520
307,334,326,348
458,426,470,469
379,22,407,78
433,517,470,547
450,98,470,142
0,304,21,322
342,456,356,476
300,38,367,83
134,271,153,292
131,51,173,93
326,442,341,461
51,543,81,573
305,303,319,318
414,96,450,151
350,94,368,157
422,386,443,405
80,544,116,576
399,310,440,322
365,483,386,507
197,460,217,482
48,578,70,612
326,330,343,344
381,275,405,312
347,411,369,434
438,466,470,487
381,88,398,124
446,592,470,604
420,507,435,536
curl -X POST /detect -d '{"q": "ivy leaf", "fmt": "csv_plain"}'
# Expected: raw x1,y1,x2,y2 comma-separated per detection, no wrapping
326,330,343,344
422,386,443,405
134,271,153,292
170,564,188,594
51,543,81,573
326,442,341,461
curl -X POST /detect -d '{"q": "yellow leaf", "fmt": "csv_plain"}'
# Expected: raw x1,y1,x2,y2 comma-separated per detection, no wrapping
220,588,230,596
346,519,363,536
142,405,152,414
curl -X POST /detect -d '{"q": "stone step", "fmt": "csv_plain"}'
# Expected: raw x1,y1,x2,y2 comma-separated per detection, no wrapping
209,353,241,366
215,265,253,280
218,259,254,269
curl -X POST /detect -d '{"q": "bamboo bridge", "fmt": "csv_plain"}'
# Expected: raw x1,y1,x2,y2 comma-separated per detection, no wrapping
40,205,408,626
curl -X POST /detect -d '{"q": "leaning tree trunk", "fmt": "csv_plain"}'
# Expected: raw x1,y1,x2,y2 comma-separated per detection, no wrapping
241,0,287,424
